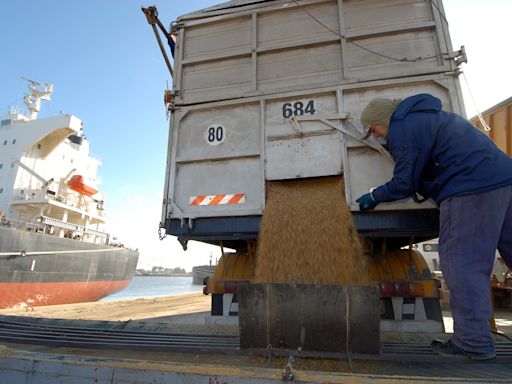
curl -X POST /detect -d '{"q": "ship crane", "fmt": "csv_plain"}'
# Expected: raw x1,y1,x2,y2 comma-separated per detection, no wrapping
13,160,54,188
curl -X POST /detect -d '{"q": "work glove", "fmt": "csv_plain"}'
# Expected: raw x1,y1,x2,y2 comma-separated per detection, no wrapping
356,192,378,211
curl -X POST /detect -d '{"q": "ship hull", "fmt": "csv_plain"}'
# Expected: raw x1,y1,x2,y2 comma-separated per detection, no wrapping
0,227,138,308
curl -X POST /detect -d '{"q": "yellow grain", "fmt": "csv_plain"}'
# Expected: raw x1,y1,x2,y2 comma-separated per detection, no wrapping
254,176,372,285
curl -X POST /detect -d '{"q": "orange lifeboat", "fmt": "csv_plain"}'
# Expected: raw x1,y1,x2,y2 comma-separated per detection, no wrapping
68,175,98,196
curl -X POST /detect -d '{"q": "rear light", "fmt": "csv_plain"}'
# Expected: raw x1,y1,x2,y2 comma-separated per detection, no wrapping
394,283,411,297
211,280,250,294
379,282,425,297
380,282,396,296
409,282,425,296
224,281,238,294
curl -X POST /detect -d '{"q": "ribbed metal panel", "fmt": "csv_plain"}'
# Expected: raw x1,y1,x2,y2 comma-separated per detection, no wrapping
1,316,512,380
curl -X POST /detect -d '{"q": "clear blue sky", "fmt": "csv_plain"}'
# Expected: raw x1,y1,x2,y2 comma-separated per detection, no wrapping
1,1,510,271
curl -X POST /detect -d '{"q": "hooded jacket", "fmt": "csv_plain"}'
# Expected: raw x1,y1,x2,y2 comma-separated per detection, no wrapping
371,94,512,204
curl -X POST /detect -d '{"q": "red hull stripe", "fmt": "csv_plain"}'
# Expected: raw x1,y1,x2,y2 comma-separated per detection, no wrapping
0,280,131,309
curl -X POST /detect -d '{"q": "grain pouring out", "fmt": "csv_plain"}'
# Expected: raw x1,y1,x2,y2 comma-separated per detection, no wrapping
254,177,372,286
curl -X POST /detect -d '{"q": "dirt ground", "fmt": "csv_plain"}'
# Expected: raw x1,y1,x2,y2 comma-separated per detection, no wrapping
0,292,211,322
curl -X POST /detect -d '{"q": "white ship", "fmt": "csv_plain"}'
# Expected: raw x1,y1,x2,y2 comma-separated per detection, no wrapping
0,79,138,308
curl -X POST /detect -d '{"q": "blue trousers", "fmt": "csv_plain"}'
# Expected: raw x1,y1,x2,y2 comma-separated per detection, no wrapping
439,185,512,354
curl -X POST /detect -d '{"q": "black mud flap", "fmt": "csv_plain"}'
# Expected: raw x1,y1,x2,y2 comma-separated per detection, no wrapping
238,284,380,354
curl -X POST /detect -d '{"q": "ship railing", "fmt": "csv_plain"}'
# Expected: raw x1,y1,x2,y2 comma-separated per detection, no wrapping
0,216,44,233
40,216,109,240
13,187,106,218
47,192,106,218
13,188,47,201
0,215,111,245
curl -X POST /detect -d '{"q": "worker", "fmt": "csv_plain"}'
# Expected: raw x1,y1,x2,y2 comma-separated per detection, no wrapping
356,93,512,361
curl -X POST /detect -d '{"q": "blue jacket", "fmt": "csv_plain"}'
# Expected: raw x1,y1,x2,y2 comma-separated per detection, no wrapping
372,94,512,204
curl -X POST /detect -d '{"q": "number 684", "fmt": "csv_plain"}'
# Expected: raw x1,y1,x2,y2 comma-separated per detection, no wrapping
282,100,315,118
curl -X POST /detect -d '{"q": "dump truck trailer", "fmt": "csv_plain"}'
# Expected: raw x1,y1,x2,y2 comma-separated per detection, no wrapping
158,0,467,335
162,0,465,245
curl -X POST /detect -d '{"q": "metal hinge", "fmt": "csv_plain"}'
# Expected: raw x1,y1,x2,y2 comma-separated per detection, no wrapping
170,21,183,35
445,46,467,66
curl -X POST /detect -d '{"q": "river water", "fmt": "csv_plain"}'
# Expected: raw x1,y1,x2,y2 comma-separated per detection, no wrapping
100,276,203,301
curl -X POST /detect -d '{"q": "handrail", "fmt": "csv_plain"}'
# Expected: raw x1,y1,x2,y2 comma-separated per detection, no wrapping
12,187,105,218
0,215,110,245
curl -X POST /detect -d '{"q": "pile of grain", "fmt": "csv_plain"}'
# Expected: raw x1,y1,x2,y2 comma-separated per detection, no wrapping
253,176,371,285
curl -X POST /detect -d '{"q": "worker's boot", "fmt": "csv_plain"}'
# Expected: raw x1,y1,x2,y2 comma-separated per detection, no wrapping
431,339,496,361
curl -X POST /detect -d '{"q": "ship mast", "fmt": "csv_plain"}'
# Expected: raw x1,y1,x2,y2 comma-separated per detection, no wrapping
22,77,54,120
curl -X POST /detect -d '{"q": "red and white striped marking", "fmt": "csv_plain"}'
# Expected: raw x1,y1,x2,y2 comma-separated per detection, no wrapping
189,194,246,206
